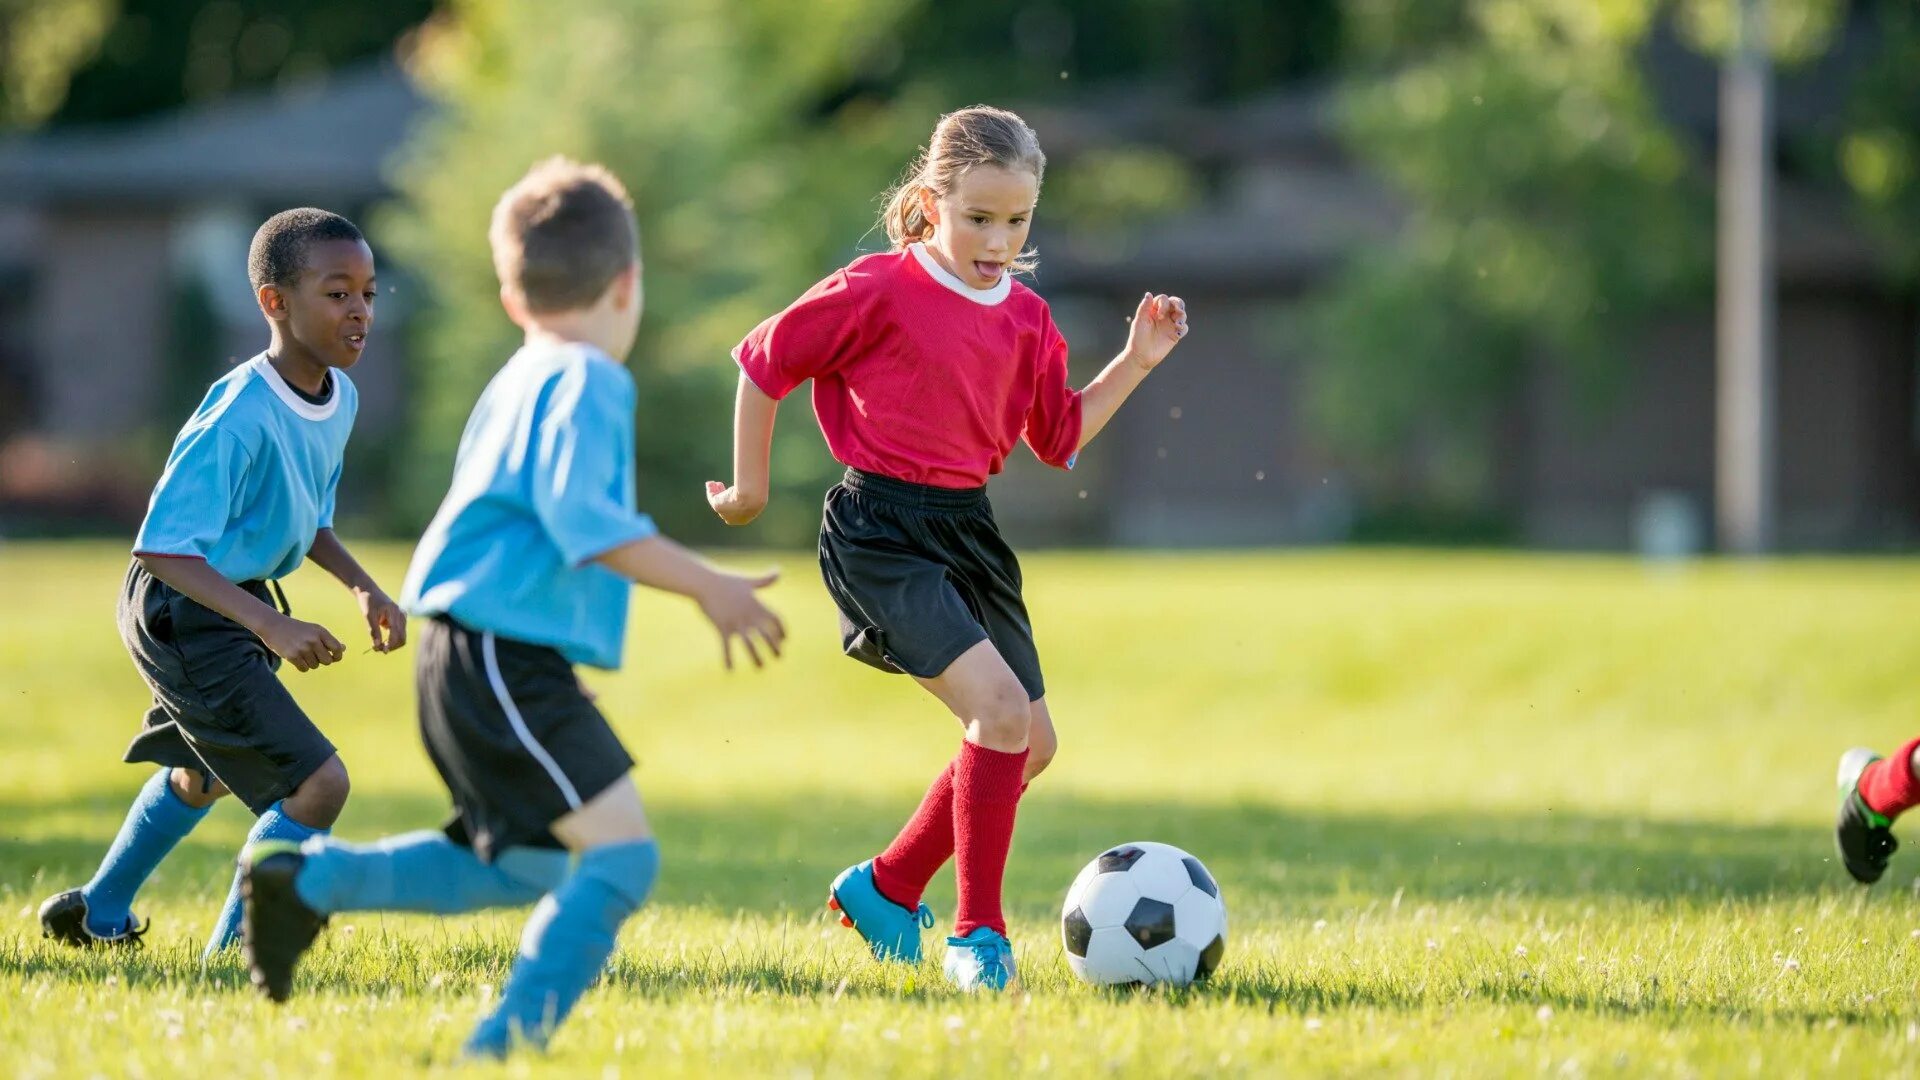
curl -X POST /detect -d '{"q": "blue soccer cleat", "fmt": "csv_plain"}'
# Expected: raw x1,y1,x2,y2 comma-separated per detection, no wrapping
943,926,1017,992
827,860,934,963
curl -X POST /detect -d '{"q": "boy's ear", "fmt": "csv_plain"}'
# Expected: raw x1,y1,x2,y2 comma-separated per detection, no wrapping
499,285,531,328
612,262,640,311
256,283,290,322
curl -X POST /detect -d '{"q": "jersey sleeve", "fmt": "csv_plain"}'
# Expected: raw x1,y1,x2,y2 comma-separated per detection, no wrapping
132,424,249,560
1022,314,1084,470
732,269,861,400
529,361,659,566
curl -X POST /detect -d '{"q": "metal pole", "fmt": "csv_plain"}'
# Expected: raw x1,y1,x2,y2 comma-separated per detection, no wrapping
1715,0,1777,553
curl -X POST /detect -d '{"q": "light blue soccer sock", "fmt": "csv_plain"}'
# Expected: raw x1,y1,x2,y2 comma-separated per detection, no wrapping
80,768,212,937
205,801,323,958
294,831,569,914
463,839,660,1059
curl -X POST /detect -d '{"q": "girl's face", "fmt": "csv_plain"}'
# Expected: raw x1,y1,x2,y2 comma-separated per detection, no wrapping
919,163,1039,289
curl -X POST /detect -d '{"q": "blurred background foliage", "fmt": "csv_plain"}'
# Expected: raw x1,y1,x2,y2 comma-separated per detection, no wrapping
380,0,1319,542
5,1,1919,543
1307,0,1920,510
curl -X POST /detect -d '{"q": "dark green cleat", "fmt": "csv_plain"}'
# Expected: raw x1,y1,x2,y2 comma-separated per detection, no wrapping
1836,748,1898,885
242,841,327,1002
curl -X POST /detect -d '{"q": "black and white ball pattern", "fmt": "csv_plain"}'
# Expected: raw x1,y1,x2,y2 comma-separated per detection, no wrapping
1061,840,1226,986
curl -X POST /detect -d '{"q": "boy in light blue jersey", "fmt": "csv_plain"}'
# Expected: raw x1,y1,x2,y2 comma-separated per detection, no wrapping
38,209,406,959
241,157,785,1060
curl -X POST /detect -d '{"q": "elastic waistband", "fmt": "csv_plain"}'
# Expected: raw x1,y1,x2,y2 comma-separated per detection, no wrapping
130,558,287,614
842,468,987,511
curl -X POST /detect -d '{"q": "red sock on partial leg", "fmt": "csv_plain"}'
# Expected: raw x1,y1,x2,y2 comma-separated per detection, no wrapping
953,741,1029,938
872,763,956,910
1861,738,1920,819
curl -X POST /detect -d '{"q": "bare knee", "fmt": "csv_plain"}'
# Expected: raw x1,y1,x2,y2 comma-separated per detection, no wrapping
1026,722,1057,779
284,756,350,828
966,682,1033,752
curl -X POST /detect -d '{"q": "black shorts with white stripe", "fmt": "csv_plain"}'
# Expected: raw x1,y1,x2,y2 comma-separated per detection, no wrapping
415,615,635,862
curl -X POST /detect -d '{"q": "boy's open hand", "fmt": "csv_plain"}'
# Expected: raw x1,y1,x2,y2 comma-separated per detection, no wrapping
261,615,348,672
357,588,408,653
698,568,786,670
705,481,767,527
1125,293,1189,370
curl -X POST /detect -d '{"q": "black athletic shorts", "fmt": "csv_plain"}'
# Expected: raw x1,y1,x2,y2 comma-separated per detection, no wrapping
117,559,336,815
417,615,634,862
817,468,1045,701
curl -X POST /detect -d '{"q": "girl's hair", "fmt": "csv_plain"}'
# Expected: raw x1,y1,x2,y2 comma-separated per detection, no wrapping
880,105,1047,274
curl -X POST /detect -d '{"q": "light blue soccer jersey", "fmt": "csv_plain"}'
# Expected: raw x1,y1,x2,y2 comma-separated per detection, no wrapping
401,341,657,670
133,354,358,582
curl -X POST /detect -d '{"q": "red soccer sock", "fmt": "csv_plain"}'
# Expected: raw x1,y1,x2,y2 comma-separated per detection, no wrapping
871,762,956,910
952,741,1029,938
1860,738,1920,819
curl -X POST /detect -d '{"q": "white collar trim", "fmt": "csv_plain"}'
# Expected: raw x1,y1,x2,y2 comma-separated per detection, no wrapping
909,242,1012,306
250,354,339,421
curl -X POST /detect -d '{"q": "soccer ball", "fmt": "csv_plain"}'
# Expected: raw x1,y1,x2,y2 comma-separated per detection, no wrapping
1060,840,1226,986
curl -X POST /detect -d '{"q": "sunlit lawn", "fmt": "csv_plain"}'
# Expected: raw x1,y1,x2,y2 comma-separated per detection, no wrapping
4,542,1919,1076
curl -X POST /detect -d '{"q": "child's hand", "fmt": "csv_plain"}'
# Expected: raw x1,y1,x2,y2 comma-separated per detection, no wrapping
261,614,348,672
356,588,408,653
705,481,767,527
1124,292,1189,370
696,568,786,670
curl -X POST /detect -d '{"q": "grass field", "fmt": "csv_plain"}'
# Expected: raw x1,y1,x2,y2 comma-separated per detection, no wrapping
4,542,1920,1077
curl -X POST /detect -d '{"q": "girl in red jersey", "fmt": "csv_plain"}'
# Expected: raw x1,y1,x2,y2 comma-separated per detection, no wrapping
707,105,1187,990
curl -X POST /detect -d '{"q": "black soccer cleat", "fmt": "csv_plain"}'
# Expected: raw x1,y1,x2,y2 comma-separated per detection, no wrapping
241,841,328,1003
38,889,146,948
1835,747,1899,885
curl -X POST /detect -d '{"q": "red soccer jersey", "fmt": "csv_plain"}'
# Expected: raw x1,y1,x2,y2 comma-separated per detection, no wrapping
732,243,1083,489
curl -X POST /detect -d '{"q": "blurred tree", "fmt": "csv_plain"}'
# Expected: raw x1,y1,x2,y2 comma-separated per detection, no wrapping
1303,0,1918,511
0,0,433,129
385,0,1316,543
1835,4,1920,278
0,0,115,127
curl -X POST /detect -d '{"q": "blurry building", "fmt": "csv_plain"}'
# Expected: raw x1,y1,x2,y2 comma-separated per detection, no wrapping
1015,22,1919,551
0,63,422,531
1,38,1915,549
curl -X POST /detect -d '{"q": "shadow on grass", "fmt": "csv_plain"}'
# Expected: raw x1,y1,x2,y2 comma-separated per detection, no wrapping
0,782,1896,1031
3,787,1842,917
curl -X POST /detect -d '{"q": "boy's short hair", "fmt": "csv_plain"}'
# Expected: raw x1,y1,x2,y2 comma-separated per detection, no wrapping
248,208,365,290
489,157,638,314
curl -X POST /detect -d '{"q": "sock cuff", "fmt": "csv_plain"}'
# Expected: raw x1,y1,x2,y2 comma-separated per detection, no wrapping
575,839,660,909
150,768,210,816
956,741,1029,803
1864,738,1920,816
253,801,326,842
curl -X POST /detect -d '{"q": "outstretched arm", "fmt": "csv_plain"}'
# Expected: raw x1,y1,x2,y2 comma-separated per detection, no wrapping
593,534,785,669
706,373,780,526
1076,293,1189,451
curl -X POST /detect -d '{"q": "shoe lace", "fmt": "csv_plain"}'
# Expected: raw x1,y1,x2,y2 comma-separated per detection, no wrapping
980,938,1013,975
947,932,1012,973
